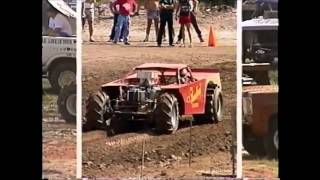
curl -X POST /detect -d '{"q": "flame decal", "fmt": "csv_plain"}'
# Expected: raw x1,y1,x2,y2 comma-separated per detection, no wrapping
186,85,202,108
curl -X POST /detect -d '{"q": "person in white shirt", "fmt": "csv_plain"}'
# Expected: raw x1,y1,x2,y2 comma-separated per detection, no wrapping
48,17,55,30
47,7,72,37
82,0,96,42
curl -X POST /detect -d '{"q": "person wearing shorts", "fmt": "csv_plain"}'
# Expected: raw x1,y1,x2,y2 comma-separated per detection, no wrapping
176,0,203,43
143,0,160,42
175,0,192,47
83,0,96,42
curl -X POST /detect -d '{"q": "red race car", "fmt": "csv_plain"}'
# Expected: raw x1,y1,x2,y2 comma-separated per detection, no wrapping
83,63,223,136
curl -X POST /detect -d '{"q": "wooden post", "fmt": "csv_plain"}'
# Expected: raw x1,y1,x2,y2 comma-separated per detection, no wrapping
231,106,237,176
189,119,193,167
139,139,146,180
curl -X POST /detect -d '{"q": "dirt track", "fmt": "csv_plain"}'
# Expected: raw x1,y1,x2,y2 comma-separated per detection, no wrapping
82,8,236,178
243,154,278,178
42,80,76,179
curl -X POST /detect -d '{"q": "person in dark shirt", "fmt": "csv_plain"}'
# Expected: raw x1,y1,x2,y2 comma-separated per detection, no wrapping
157,0,176,47
175,0,192,47
176,0,204,43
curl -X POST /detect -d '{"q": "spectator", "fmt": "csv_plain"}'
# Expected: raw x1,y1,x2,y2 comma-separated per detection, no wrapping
108,0,125,42
47,7,72,37
176,0,204,44
157,0,176,47
175,0,193,47
81,0,86,30
143,0,160,42
83,0,96,42
113,0,138,45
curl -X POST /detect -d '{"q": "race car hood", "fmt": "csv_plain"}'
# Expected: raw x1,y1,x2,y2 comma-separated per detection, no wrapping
47,0,77,18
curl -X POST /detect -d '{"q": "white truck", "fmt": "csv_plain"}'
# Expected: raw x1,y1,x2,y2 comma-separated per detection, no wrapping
43,0,77,123
42,0,77,93
65,0,77,11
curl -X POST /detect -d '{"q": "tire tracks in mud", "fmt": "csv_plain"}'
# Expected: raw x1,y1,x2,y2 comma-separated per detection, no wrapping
83,130,152,147
83,116,231,149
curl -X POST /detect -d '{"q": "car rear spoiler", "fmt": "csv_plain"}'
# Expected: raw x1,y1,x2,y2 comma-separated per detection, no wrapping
47,0,77,19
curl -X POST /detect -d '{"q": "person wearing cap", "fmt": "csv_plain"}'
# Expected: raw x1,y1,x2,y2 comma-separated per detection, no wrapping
47,6,72,37
180,68,192,83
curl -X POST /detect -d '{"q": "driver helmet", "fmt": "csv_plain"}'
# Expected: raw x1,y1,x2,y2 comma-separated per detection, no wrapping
181,68,188,77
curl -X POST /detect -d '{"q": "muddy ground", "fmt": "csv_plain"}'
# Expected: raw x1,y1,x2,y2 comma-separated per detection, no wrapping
82,8,237,178
42,79,76,180
243,154,278,179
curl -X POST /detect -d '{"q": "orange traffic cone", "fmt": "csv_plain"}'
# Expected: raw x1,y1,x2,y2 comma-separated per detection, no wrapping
208,26,217,47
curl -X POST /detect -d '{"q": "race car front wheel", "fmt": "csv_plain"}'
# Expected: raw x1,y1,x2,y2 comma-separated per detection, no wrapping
154,93,179,134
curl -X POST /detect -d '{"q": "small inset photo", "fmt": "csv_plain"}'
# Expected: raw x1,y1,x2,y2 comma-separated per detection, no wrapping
42,0,77,179
241,0,278,178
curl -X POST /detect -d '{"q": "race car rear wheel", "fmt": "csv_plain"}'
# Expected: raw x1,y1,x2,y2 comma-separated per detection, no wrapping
194,87,223,123
213,88,223,122
264,116,278,159
154,93,179,134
